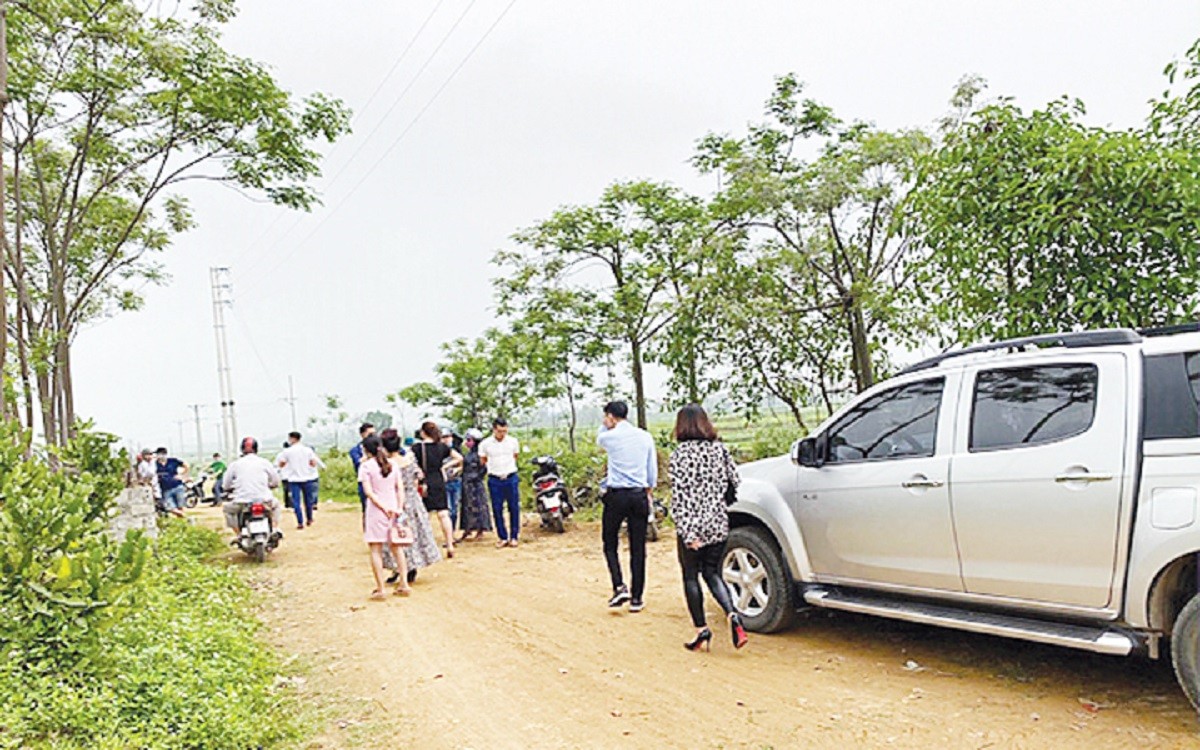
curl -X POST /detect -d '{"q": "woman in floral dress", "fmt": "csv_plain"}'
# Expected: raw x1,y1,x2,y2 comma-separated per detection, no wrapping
457,428,493,541
381,428,441,579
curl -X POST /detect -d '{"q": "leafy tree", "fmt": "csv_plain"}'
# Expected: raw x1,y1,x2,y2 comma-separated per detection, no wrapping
702,243,850,428
393,330,549,429
360,410,393,434
499,181,707,428
907,94,1200,343
696,75,930,394
502,288,613,451
307,394,350,450
2,0,350,443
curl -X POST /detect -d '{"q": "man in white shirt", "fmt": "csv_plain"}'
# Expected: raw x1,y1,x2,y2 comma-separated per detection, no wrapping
136,448,161,503
222,437,283,536
277,430,325,530
479,417,521,548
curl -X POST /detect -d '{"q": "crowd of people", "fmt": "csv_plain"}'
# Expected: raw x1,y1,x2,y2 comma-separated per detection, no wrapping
138,400,749,652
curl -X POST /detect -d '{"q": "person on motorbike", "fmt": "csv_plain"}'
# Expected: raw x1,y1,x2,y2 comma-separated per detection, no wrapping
221,436,283,538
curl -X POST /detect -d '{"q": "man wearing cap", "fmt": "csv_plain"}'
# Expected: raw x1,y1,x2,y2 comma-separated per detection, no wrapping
136,449,160,504
222,437,283,536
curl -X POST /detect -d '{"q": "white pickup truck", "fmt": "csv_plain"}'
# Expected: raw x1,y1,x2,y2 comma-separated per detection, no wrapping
725,326,1200,707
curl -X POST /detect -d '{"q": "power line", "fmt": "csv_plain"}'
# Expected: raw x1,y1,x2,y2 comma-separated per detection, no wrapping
227,0,452,269
241,0,483,279
241,0,520,290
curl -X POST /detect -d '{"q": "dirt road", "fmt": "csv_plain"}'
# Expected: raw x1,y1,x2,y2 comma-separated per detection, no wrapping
210,503,1199,749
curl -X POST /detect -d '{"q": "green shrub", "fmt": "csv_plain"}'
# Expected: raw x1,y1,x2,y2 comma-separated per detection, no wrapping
0,522,300,750
320,451,359,499
0,423,148,670
0,424,301,750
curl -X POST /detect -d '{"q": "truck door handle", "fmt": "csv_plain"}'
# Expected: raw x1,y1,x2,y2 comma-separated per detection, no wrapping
901,476,944,489
1055,472,1114,484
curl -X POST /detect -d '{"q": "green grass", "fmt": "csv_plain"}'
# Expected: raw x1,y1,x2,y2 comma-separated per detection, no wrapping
0,522,306,750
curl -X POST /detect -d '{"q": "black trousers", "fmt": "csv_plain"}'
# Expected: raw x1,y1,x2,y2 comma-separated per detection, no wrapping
602,488,650,600
678,537,735,628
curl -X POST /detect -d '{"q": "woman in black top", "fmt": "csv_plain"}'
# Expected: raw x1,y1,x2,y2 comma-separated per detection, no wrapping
414,421,463,557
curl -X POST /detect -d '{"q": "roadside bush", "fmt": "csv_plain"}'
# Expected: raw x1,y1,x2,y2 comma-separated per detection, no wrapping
320,451,359,499
0,424,301,750
0,522,300,750
0,422,148,670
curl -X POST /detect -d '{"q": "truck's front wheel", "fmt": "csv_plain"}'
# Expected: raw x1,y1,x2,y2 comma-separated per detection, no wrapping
1172,592,1200,711
723,526,796,633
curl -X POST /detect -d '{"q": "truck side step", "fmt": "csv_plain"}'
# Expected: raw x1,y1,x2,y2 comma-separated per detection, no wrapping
804,588,1136,656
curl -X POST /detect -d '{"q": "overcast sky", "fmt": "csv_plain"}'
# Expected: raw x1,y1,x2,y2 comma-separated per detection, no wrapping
71,0,1200,455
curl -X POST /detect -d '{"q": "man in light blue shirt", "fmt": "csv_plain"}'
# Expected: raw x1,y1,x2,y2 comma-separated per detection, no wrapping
596,401,657,612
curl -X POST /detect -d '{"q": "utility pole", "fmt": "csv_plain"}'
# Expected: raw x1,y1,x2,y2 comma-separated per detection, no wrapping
285,375,298,429
188,404,204,459
209,268,238,458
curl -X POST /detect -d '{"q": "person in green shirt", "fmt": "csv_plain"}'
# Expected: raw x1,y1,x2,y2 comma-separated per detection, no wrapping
209,452,227,501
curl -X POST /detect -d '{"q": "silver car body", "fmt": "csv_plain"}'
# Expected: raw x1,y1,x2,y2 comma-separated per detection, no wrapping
732,328,1200,650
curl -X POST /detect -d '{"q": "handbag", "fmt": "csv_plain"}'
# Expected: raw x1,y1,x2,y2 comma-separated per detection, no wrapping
389,518,414,547
724,480,738,506
414,445,429,498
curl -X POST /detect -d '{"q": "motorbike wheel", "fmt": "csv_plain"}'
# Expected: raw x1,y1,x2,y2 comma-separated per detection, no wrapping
550,515,565,534
253,539,267,563
185,492,199,508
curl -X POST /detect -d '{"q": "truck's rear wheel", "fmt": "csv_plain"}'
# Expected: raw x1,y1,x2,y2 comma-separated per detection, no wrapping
1171,592,1200,711
723,526,796,633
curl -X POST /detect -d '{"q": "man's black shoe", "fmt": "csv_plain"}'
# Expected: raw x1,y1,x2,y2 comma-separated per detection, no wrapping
629,599,644,613
608,587,631,608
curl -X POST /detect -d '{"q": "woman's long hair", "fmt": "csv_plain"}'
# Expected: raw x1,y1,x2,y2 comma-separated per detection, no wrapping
674,404,718,442
362,435,391,476
420,421,442,441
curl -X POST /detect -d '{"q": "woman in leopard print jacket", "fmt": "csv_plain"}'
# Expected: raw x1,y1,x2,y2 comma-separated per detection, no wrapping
669,404,747,652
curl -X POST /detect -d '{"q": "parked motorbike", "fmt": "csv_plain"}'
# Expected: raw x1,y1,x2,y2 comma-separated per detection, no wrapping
531,456,575,533
184,472,211,508
232,500,280,563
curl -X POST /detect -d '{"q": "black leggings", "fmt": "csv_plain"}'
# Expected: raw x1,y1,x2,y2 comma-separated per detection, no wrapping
678,538,735,628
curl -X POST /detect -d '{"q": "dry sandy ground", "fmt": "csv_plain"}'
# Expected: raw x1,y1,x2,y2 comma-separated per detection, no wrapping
203,502,1200,749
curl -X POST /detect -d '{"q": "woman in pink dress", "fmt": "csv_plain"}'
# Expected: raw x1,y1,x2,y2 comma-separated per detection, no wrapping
358,435,412,599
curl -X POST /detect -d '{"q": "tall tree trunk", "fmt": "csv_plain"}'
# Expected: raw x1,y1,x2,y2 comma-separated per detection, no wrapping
630,336,648,429
35,362,53,445
847,296,874,393
13,149,32,433
0,0,9,421
785,397,806,431
565,369,578,453
60,338,74,438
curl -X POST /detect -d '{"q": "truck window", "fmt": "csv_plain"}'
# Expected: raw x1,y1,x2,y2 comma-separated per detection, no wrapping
1144,352,1200,440
970,364,1098,452
824,378,944,464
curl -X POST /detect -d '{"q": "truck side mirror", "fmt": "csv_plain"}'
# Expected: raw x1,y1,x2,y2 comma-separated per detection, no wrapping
792,437,821,468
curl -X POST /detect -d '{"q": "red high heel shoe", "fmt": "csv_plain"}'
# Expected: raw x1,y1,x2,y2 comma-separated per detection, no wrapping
730,613,748,649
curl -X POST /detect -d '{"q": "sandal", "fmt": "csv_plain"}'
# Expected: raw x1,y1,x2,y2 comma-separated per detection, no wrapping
495,539,509,548
508,539,519,548
393,586,412,597
369,590,386,601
